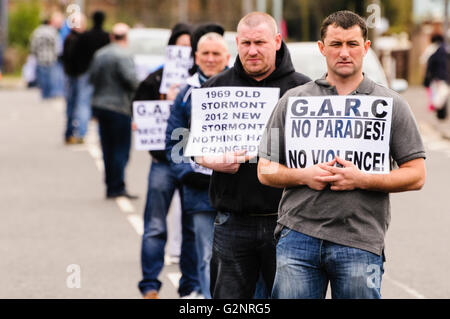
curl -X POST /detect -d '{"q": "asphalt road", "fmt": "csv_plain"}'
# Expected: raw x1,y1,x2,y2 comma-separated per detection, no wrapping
0,85,449,299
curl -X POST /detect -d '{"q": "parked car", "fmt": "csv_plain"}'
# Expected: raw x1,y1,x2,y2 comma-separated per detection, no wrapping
286,41,408,92
128,28,238,81
128,28,171,81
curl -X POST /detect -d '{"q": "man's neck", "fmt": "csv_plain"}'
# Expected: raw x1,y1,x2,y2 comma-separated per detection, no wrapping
326,72,364,95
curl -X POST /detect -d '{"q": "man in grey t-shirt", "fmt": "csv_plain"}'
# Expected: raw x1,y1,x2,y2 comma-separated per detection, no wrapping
257,11,426,299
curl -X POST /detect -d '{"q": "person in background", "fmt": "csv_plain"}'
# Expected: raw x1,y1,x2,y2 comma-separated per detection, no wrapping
74,11,110,76
52,11,67,98
0,43,3,81
133,23,203,299
61,13,88,144
166,30,230,299
89,23,139,199
66,11,110,143
30,13,62,99
423,33,449,120
0,27,3,81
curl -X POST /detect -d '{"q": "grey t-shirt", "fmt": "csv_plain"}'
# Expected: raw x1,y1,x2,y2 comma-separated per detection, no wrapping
259,76,426,255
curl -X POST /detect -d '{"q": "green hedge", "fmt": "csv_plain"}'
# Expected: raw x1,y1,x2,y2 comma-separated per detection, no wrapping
8,0,41,49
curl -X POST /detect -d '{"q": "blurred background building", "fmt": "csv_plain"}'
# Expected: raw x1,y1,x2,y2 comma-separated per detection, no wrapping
0,0,449,86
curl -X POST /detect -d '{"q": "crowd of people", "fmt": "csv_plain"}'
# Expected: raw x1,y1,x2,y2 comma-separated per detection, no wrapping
28,8,428,299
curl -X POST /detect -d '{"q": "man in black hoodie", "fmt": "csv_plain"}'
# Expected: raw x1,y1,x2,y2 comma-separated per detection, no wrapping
74,11,110,75
195,12,310,298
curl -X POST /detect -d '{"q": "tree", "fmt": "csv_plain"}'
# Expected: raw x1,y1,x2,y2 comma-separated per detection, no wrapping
8,0,41,49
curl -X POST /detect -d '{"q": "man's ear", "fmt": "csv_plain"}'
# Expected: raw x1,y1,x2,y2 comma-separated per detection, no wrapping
317,40,325,56
364,40,371,55
195,51,200,66
275,33,282,50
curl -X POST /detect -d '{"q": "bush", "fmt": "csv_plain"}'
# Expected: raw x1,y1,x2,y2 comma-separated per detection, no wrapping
8,0,41,49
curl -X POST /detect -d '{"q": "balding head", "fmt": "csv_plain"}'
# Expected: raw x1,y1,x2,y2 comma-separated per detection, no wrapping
112,23,130,44
237,12,278,37
197,32,228,52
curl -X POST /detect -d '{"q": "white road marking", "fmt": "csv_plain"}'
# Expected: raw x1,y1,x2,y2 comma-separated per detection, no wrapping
126,215,144,236
167,272,181,289
419,121,450,155
115,197,135,213
73,122,144,236
383,273,426,299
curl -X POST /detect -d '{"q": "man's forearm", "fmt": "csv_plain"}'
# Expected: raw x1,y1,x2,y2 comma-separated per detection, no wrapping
257,157,333,190
257,158,299,188
359,158,426,193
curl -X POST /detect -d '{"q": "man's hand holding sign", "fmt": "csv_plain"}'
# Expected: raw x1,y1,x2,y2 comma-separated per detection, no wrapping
196,149,253,174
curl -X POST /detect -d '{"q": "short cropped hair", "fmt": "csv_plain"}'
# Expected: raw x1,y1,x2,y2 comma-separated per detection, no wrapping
237,12,278,36
197,32,228,51
320,10,368,41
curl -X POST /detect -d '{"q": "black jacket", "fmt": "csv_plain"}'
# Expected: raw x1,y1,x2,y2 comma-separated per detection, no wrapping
74,27,110,74
202,41,311,215
424,43,448,87
132,67,169,163
62,30,83,76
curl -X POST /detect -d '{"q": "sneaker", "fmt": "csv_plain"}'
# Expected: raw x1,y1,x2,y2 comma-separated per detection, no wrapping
65,136,84,145
180,291,204,299
143,290,160,299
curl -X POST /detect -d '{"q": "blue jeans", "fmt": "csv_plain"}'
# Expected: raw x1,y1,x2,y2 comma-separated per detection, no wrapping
64,73,93,139
36,64,57,99
92,108,131,196
138,160,199,297
53,61,65,97
272,228,384,299
192,210,216,299
210,212,277,299
36,62,64,99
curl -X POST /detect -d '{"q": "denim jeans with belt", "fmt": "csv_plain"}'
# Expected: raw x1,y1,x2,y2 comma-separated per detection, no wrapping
272,227,384,299
138,160,199,297
210,211,277,299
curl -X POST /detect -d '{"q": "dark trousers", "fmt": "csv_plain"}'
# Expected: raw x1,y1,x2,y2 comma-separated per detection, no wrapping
93,108,131,196
210,212,277,299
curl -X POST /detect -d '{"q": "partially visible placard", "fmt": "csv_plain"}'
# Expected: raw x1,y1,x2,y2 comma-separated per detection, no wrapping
133,100,172,151
159,45,193,94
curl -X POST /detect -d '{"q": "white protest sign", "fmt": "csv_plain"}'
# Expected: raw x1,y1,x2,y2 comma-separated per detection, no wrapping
133,100,172,151
159,45,193,94
285,95,392,174
185,86,280,157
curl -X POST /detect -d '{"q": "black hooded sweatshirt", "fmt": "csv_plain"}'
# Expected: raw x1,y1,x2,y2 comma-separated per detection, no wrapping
202,41,311,215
